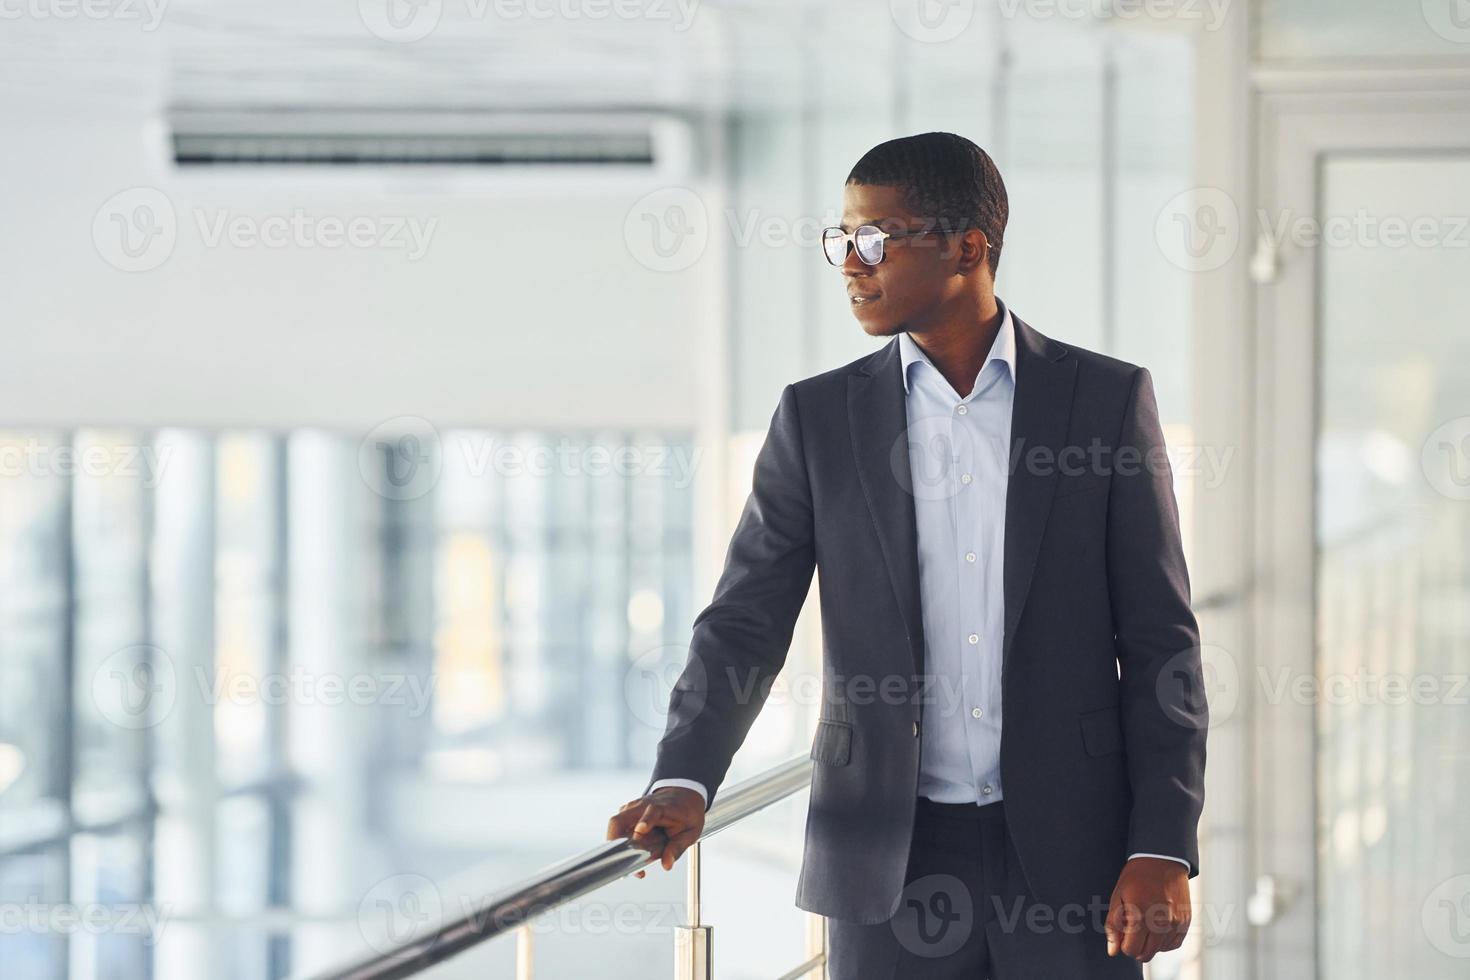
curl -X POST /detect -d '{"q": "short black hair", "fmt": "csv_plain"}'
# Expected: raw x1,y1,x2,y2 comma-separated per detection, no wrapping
846,132,1008,278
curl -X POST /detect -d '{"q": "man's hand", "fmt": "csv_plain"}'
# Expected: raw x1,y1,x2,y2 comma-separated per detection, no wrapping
1104,857,1192,962
605,788,706,879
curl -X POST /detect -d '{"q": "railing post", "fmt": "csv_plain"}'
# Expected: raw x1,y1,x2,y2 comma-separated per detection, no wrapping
515,924,533,980
674,840,713,980
806,912,826,979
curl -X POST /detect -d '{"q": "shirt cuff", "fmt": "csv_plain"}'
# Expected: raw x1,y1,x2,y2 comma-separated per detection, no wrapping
1127,852,1191,871
648,778,709,808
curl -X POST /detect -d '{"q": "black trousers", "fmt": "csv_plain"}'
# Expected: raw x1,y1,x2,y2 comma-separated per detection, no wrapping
825,797,1145,980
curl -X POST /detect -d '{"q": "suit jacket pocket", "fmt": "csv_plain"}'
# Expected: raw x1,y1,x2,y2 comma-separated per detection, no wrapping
810,718,853,767
1078,704,1123,757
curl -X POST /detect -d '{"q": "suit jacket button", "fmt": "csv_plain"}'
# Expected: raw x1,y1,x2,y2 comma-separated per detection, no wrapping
912,721,919,737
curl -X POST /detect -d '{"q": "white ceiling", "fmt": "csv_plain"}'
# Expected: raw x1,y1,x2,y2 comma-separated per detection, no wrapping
0,0,866,117
0,0,1144,121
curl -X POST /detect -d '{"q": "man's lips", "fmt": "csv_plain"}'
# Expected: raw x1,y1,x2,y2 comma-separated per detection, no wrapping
849,291,881,304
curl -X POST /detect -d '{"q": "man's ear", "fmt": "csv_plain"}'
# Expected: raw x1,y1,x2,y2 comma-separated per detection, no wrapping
955,229,991,275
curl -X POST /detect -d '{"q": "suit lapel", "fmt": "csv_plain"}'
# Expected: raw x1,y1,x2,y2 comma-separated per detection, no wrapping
1001,314,1078,680
848,337,926,679
847,315,1078,687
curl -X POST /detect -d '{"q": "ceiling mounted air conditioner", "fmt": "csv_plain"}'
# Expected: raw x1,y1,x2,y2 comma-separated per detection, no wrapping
166,109,698,182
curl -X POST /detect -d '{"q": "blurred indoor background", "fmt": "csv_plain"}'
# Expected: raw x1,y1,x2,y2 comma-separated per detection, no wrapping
1,0,1467,977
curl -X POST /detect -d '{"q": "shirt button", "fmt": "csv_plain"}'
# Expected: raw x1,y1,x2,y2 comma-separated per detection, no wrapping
971,707,983,719
956,405,968,415
961,473,972,485
968,633,979,644
965,551,976,563
982,784,994,796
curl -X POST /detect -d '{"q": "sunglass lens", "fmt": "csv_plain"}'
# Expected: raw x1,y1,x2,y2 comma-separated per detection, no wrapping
821,229,848,266
854,225,884,264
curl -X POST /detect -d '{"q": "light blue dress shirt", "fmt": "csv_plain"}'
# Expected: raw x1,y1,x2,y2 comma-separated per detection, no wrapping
650,297,1187,870
899,294,1016,810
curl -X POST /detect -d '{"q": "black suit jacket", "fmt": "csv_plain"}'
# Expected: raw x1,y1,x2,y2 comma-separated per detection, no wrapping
644,312,1208,924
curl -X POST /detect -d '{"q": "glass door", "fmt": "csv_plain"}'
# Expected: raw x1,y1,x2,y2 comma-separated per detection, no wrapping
1255,93,1470,979
1315,152,1470,979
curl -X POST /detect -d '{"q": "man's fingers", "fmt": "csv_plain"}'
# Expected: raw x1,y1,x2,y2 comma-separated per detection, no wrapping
661,827,702,870
1139,901,1185,959
1151,910,1189,955
1131,901,1182,961
1112,900,1146,958
607,799,647,838
631,804,661,839
1104,896,1128,956
608,811,641,840
1168,917,1191,950
1138,929,1164,963
606,791,704,878
1122,916,1148,959
1109,891,1194,962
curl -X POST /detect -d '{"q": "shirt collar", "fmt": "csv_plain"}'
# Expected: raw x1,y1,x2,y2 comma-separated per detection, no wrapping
899,296,1016,395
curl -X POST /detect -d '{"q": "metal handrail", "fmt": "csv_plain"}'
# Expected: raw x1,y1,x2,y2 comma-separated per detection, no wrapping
306,756,817,980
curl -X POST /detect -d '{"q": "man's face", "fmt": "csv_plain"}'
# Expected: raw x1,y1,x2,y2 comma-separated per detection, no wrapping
838,182,980,338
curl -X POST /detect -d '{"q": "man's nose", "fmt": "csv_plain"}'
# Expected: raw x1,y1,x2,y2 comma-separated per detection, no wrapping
841,245,871,277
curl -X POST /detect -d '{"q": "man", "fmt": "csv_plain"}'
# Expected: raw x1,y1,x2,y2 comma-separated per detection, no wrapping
606,132,1207,978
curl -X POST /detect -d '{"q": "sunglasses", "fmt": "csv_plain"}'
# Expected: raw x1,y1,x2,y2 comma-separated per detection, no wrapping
822,223,987,267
